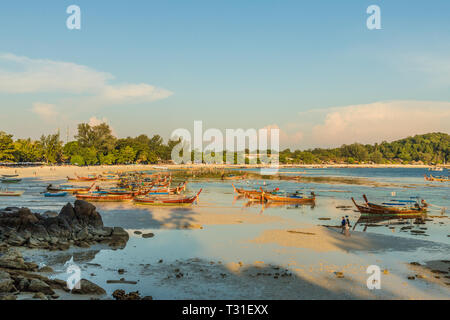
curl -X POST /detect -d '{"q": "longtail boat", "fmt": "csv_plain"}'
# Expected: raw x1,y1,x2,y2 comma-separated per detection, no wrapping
147,182,188,195
134,189,202,206
424,174,449,182
67,175,98,182
47,183,95,193
352,195,427,214
232,183,278,196
1,177,22,183
1,174,19,178
75,193,134,202
44,192,68,197
0,190,24,196
262,188,316,204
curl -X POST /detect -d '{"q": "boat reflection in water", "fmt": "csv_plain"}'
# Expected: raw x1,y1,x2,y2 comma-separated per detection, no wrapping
242,199,315,214
352,213,427,232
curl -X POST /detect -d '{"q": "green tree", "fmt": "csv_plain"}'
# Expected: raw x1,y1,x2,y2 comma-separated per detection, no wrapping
13,139,42,162
0,131,15,162
40,133,63,163
81,147,98,165
70,155,85,166
76,122,116,155
99,153,116,165
116,146,136,164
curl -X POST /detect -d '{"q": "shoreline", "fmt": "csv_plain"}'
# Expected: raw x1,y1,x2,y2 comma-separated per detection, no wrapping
0,163,447,180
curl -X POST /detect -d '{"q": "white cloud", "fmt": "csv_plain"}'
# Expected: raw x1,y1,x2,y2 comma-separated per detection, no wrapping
303,100,450,148
88,116,109,127
101,83,172,103
0,53,173,105
31,102,59,121
88,116,117,137
272,100,450,149
262,124,303,148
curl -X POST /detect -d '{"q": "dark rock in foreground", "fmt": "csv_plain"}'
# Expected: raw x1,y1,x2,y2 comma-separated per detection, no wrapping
0,200,129,250
0,248,106,299
112,289,152,300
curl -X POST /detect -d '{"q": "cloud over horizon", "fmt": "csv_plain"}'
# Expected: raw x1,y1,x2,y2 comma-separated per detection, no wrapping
275,100,450,149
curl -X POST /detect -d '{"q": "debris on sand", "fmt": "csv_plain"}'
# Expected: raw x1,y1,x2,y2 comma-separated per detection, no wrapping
142,233,155,239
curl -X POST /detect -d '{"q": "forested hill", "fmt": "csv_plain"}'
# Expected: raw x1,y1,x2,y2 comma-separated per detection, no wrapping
280,132,449,164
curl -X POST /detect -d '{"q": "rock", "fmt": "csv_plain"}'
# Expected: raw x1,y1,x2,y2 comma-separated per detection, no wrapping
76,229,89,241
0,271,14,293
76,241,90,248
142,233,154,239
7,234,26,246
0,248,31,270
32,292,48,300
28,279,55,295
107,279,137,285
38,266,54,273
112,289,143,300
0,294,17,300
71,279,106,295
27,238,41,249
14,276,30,291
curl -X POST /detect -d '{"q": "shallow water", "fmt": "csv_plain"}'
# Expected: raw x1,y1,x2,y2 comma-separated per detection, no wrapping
2,168,449,299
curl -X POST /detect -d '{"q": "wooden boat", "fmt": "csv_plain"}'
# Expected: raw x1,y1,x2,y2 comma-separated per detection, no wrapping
98,188,151,197
0,190,24,196
232,184,278,196
262,189,316,204
147,182,188,195
352,195,427,214
67,175,98,182
75,193,134,202
134,189,202,206
1,174,19,178
44,192,68,197
424,174,449,182
1,177,22,183
47,183,95,193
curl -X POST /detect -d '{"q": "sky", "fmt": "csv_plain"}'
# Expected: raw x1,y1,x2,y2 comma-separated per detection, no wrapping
0,0,449,149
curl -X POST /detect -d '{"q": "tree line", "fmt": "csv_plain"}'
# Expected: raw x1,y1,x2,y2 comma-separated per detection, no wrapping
0,124,448,165
279,132,449,165
0,122,180,165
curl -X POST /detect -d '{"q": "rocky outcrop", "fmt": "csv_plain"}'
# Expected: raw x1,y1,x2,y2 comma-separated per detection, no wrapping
0,248,106,300
0,201,129,250
0,248,66,299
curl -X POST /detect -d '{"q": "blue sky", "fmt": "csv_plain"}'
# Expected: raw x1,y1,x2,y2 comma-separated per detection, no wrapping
0,0,449,148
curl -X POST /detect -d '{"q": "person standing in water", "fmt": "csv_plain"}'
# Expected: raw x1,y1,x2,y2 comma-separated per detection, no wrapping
344,216,351,237
341,217,346,234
